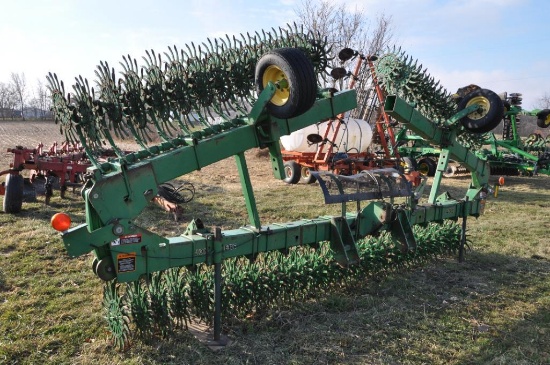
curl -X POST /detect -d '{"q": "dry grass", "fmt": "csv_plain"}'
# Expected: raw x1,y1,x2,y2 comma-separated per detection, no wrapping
1,121,549,364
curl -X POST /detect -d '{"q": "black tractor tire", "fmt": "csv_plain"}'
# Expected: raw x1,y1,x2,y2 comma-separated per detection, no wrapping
536,109,550,128
417,157,437,176
300,165,316,184
255,47,317,119
283,161,301,184
458,88,504,133
3,174,24,213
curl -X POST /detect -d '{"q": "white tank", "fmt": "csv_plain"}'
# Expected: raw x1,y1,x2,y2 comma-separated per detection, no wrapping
280,118,373,153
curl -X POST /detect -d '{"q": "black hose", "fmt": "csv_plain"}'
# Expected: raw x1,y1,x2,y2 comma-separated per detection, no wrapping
157,182,195,204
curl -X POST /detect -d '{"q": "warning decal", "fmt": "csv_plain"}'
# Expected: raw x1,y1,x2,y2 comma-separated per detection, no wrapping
119,234,142,245
117,253,136,273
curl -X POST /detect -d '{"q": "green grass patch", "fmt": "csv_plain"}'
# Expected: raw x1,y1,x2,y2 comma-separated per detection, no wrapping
1,173,549,364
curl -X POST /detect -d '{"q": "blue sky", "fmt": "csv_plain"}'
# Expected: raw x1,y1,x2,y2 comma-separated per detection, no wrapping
1,0,548,109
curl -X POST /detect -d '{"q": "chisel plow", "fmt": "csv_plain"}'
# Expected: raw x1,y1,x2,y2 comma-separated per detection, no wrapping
48,25,503,349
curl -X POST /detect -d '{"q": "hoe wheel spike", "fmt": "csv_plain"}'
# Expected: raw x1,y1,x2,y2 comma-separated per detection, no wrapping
48,24,329,159
374,47,457,124
102,281,131,350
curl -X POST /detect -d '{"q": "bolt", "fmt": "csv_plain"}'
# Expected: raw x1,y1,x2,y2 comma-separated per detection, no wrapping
112,224,124,236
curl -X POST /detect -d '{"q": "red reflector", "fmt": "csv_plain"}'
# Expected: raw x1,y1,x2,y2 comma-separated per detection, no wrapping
51,213,71,232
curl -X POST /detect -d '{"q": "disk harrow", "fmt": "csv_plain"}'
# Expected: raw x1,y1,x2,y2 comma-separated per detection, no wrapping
442,162,467,177
48,27,503,349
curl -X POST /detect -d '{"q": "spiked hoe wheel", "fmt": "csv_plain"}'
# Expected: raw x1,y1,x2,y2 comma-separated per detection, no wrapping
374,48,457,123
46,24,330,161
103,281,130,350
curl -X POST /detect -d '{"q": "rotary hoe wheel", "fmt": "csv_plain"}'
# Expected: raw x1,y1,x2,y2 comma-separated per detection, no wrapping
255,47,317,119
102,281,130,350
458,88,504,133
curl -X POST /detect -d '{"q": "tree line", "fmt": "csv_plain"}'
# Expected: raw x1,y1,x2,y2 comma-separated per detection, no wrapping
0,72,52,120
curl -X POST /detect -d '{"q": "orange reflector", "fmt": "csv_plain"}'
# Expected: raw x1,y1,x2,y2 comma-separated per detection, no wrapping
51,213,71,232
498,176,505,186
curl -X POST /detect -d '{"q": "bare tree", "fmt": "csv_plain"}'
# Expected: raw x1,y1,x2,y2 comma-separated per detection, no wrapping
295,0,393,60
0,82,18,120
537,92,550,109
35,79,51,119
295,0,394,120
367,14,394,56
10,72,27,120
0,82,7,119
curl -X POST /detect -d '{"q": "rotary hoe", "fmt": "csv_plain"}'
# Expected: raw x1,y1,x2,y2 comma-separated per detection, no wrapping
379,48,550,178
476,92,550,176
47,25,504,348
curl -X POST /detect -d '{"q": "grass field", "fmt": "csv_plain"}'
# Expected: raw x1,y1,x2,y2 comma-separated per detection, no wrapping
1,121,549,364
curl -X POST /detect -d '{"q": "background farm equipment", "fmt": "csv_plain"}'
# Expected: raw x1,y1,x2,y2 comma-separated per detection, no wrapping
279,48,408,185
396,131,470,178
476,92,550,176
280,45,512,185
0,142,195,217
0,142,92,213
46,25,503,348
397,90,550,177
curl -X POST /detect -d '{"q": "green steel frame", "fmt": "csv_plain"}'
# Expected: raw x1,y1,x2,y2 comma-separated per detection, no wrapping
53,78,500,342
59,88,490,284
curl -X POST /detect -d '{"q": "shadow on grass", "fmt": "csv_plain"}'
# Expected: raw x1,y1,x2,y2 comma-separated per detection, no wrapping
489,189,550,205
421,174,550,206
108,251,550,365
496,174,550,190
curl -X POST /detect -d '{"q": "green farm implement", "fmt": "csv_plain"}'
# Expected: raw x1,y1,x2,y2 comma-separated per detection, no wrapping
396,87,550,177
48,26,504,348
477,92,550,176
